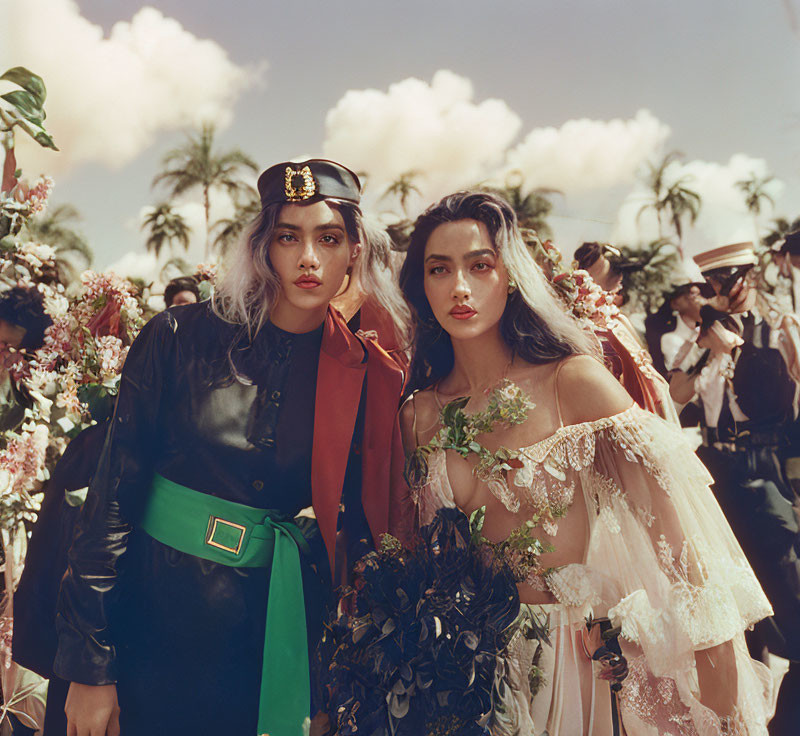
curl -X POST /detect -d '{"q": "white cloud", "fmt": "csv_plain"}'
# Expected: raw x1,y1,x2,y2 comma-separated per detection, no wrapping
3,0,262,174
322,75,674,228
323,70,522,212
505,109,671,194
612,153,785,256
106,250,160,284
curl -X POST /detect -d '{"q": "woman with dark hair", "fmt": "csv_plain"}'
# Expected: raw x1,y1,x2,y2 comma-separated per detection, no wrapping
54,159,406,736
397,191,773,735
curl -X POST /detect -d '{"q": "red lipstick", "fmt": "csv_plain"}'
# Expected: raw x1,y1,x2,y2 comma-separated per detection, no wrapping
294,274,321,289
449,305,477,320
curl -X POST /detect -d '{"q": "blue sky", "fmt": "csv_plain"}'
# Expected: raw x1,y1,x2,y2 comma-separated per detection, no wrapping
3,0,799,277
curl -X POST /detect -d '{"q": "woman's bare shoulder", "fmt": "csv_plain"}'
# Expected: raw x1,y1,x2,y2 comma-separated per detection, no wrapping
555,355,634,426
399,388,441,451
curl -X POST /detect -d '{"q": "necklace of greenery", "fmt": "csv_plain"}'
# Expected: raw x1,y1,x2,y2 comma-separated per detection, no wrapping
405,378,534,491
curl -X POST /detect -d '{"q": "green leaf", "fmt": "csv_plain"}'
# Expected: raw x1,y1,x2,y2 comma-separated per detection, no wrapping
1,90,44,125
1,67,46,104
32,128,58,150
6,114,58,151
440,396,468,426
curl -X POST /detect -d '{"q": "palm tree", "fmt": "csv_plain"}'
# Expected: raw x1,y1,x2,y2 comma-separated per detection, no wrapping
664,180,702,246
736,173,775,241
637,152,675,237
152,123,258,259
141,202,191,259
211,187,260,256
637,151,701,254
479,170,556,240
618,238,680,313
382,171,423,215
23,203,93,281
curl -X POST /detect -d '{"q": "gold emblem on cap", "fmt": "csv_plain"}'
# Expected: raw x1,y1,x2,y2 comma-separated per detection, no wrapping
284,166,316,201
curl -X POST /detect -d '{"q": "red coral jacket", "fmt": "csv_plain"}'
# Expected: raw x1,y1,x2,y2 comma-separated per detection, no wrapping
312,306,409,573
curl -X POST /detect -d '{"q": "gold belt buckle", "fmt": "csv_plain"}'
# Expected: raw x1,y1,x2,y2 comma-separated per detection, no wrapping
205,516,246,555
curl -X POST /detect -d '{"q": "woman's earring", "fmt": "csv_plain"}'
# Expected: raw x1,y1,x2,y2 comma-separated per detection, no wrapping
508,278,517,294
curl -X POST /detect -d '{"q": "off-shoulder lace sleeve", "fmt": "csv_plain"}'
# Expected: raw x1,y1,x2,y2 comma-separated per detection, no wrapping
570,408,770,646
529,405,773,734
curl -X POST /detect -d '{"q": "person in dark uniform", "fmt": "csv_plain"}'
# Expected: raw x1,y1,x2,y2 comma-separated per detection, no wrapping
54,160,407,736
13,421,109,736
670,242,800,734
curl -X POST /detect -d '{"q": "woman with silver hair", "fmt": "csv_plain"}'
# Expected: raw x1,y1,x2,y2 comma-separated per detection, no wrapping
54,159,407,736
398,191,773,735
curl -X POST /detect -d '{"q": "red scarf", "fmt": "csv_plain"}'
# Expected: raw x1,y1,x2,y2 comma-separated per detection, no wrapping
311,307,409,575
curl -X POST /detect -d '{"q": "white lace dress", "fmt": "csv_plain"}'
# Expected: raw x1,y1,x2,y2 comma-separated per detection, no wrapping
415,405,774,735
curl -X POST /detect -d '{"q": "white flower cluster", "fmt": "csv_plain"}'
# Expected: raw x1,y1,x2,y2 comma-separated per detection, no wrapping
568,269,621,329
0,425,49,527
0,176,54,231
1,239,144,531
15,241,57,274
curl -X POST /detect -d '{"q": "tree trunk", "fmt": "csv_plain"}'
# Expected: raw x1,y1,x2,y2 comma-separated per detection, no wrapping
673,214,684,259
203,187,211,261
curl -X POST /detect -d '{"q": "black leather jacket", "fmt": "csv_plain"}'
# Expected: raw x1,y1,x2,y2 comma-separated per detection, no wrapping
54,303,359,732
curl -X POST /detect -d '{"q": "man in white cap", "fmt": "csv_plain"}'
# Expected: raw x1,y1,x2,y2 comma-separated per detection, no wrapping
672,242,800,732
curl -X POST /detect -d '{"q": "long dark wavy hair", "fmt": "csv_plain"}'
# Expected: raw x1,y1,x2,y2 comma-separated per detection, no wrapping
399,191,597,395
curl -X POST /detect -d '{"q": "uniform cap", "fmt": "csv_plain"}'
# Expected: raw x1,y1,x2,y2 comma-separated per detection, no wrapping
693,242,757,273
257,159,361,208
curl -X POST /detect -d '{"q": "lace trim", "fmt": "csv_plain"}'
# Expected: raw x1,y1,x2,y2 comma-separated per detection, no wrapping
620,655,697,735
608,569,773,662
509,406,712,524
423,406,709,533
621,656,753,735
544,565,603,612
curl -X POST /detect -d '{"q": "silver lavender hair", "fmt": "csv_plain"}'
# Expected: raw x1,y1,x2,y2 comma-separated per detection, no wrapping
212,200,409,342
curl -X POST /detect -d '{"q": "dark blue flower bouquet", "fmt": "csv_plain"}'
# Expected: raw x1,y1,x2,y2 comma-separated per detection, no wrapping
315,507,521,736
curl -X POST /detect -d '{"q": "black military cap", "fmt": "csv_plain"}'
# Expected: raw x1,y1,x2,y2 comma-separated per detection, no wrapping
257,159,361,208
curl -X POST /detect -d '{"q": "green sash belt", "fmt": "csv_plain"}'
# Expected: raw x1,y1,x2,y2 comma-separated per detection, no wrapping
139,473,311,736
